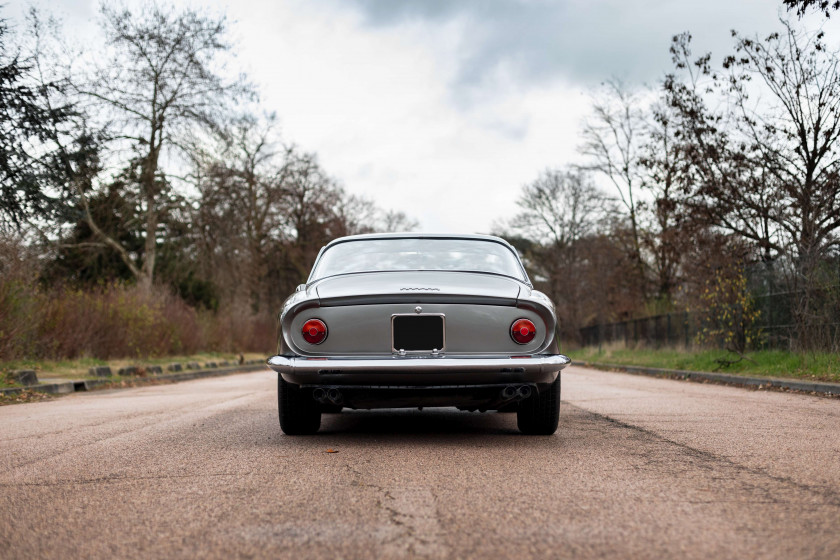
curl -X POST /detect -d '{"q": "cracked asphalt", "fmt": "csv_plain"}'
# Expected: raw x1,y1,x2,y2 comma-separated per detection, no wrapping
1,365,839,559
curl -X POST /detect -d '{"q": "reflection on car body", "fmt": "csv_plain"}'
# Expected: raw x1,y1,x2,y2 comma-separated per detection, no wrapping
267,233,570,434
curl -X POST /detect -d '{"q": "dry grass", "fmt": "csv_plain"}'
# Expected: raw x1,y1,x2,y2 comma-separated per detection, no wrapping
0,390,55,406
0,280,276,362
572,345,840,383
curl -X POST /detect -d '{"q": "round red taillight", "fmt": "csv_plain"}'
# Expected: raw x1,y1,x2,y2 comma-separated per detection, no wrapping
301,319,328,345
511,318,537,344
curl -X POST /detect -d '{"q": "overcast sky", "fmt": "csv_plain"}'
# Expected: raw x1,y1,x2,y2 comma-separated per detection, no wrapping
6,0,839,233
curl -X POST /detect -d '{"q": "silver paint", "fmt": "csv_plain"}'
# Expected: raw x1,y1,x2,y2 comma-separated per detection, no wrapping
271,233,569,385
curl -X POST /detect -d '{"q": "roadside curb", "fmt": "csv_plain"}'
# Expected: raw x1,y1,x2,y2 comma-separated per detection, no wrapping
573,361,840,397
0,363,268,397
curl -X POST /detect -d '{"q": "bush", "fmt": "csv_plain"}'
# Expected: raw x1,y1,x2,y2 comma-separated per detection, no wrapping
694,267,762,355
0,279,274,361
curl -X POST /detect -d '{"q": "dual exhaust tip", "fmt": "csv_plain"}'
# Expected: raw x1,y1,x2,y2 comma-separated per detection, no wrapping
313,387,343,405
314,384,533,406
501,384,532,401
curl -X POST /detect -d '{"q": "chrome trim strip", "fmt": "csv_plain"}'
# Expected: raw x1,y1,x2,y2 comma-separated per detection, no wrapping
267,354,571,375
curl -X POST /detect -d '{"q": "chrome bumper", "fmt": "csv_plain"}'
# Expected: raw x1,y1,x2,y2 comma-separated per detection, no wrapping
266,354,571,376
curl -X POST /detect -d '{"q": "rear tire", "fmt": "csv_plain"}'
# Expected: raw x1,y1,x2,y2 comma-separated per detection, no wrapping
278,374,321,435
517,375,560,435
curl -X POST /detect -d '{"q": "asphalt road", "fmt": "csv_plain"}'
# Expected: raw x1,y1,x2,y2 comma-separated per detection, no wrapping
1,365,839,559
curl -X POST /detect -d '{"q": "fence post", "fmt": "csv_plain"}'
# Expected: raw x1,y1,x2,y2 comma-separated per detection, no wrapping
684,311,689,349
667,313,672,346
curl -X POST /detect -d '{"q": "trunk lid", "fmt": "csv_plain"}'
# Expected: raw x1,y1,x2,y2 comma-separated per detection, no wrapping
314,271,522,307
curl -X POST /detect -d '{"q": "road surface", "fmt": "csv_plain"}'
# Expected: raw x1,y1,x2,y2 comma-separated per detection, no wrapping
1,365,838,559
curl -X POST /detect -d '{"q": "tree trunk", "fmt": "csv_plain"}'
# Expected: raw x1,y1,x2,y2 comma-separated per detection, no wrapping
137,267,153,294
137,135,161,294
138,199,157,294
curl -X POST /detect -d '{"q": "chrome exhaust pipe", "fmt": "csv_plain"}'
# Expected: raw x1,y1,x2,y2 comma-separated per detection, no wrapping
501,385,518,400
313,388,328,403
517,385,532,399
327,388,344,405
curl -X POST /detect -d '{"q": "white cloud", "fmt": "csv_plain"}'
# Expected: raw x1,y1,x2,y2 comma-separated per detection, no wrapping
226,0,590,233
7,0,840,234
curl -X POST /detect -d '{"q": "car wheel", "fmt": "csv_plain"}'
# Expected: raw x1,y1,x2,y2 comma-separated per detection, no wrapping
278,374,321,435
516,376,560,435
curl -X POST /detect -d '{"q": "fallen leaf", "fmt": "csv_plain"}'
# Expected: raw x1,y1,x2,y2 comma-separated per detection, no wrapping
325,449,338,453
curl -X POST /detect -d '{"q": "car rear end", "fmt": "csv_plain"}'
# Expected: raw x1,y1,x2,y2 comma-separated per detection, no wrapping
268,234,570,434
270,271,567,407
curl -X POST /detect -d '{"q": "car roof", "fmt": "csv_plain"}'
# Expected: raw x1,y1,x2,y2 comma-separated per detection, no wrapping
322,232,517,251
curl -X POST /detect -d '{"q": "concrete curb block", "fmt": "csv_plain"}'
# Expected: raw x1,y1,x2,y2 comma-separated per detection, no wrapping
1,363,268,397
12,370,38,386
574,361,840,396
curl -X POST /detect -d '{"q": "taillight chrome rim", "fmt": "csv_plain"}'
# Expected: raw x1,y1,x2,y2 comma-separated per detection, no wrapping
510,318,536,344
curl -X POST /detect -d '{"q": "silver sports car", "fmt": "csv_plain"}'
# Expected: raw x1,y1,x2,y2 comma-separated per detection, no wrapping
267,233,570,435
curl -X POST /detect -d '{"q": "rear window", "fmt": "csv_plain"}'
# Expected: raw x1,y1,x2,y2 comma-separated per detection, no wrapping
310,238,526,281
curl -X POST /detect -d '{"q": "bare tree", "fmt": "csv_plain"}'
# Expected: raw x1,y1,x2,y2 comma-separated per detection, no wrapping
666,35,779,267
194,114,291,312
638,98,697,305
331,193,378,237
0,9,100,235
580,80,648,293
332,202,419,235
503,168,619,338
783,0,840,17
75,2,250,292
195,139,347,305
726,24,840,268
378,209,419,232
193,112,422,312
666,23,840,347
513,168,603,249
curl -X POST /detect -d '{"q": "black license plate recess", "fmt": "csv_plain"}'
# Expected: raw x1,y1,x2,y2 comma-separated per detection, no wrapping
392,315,444,352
